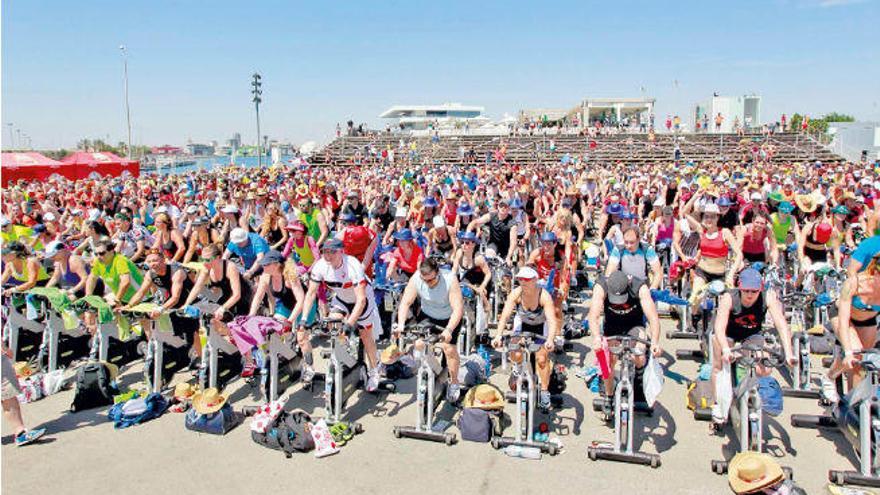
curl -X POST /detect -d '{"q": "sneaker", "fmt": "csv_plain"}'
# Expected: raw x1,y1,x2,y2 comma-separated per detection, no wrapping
820,375,840,404
446,383,461,403
301,365,316,385
366,368,380,393
539,391,552,410
15,428,46,447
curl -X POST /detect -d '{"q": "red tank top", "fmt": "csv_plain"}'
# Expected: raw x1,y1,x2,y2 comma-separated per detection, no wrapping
394,245,423,275
742,227,767,255
700,231,729,259
535,252,561,287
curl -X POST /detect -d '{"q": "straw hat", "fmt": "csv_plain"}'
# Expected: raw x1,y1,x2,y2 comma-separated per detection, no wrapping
174,382,199,402
191,388,228,414
380,344,404,365
727,452,784,494
463,384,505,411
794,194,817,213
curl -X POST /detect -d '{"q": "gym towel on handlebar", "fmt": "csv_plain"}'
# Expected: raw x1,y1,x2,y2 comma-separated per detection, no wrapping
115,302,173,340
24,287,78,330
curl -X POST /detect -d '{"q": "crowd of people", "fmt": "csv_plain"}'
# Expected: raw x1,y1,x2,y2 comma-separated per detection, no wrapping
3,148,880,493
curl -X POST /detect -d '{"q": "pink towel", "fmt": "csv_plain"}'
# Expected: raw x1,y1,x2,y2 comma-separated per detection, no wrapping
226,315,284,355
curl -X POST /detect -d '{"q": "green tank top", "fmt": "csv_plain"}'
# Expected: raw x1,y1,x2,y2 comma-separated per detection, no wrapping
291,238,315,267
11,259,50,284
770,213,791,244
299,210,321,241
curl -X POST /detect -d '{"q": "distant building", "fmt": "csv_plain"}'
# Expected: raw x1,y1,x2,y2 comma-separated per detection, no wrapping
227,133,242,150
694,94,761,133
186,143,214,156
150,145,183,155
576,97,656,127
380,103,488,131
828,121,880,162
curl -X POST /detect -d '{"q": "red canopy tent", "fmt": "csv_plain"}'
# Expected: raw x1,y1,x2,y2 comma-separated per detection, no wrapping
1,152,78,186
61,151,140,179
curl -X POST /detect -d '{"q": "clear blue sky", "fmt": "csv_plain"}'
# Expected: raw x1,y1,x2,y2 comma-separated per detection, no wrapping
2,0,878,150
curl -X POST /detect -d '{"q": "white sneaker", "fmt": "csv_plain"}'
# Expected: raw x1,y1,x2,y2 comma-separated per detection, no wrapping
366,368,380,392
820,375,839,404
301,365,316,384
539,391,552,410
446,383,461,403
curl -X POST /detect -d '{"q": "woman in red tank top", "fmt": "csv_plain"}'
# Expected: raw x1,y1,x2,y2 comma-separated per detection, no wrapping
685,199,741,311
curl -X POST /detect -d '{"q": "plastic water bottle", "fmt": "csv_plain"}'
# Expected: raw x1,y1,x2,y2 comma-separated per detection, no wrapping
503,445,542,460
477,344,491,378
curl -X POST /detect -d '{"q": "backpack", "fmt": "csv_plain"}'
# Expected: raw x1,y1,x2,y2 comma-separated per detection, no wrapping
251,409,315,457
70,362,120,412
107,393,168,429
686,380,715,411
185,403,239,435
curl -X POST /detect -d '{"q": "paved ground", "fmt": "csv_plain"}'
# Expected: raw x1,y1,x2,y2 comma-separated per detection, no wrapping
0,313,864,495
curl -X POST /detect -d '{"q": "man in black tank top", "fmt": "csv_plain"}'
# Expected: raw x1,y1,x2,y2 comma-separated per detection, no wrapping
467,200,517,262
587,270,662,397
121,250,200,355
711,268,794,392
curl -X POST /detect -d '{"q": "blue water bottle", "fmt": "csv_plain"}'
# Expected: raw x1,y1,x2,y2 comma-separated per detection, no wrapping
478,344,491,378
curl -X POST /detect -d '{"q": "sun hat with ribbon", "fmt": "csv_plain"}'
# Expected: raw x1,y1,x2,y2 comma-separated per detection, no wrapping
380,344,404,365
462,384,505,411
174,382,199,402
191,388,228,414
727,452,784,494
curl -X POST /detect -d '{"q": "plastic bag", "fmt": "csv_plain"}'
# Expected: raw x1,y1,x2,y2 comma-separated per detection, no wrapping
642,357,664,408
713,362,733,423
41,369,65,396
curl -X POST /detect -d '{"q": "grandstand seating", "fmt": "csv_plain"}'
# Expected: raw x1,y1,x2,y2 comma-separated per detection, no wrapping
312,132,842,166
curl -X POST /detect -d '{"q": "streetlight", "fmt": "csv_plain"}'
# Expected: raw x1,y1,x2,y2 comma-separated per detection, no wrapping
251,72,263,168
16,129,21,149
120,45,133,159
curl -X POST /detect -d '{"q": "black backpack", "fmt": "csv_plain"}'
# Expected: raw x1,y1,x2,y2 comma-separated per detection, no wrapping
251,409,315,457
70,362,119,412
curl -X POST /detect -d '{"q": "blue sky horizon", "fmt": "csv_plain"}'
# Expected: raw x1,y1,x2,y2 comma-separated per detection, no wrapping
2,0,878,150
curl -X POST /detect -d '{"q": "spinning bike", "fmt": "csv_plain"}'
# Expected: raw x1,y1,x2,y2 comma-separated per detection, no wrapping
393,321,457,445
791,349,880,487
710,335,792,478
589,333,661,468
490,333,559,455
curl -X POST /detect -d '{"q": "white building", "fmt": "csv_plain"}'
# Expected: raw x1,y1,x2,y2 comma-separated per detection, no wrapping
694,95,761,133
576,97,656,127
379,103,488,131
828,122,880,162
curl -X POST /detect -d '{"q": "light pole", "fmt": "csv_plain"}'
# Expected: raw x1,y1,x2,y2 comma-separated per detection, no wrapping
120,45,133,159
251,73,263,168
16,129,21,150
5,123,13,150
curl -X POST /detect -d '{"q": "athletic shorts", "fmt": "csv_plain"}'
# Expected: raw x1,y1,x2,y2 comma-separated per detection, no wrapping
513,314,548,344
416,314,462,345
329,297,382,341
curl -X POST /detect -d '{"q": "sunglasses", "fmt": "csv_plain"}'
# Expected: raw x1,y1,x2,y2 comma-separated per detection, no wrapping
421,273,438,284
321,248,341,255
94,250,109,256
740,288,761,295
199,256,217,263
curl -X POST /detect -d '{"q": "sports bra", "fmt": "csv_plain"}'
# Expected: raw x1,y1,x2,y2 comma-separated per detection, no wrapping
656,219,674,243
742,227,767,255
269,275,297,310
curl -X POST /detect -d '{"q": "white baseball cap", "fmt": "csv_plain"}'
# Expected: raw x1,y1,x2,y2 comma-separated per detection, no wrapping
221,205,239,214
703,203,721,214
230,228,248,244
749,192,762,201
43,212,56,222
515,266,539,280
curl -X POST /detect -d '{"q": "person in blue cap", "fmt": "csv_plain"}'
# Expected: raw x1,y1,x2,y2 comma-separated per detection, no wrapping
711,268,794,421
386,229,424,282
